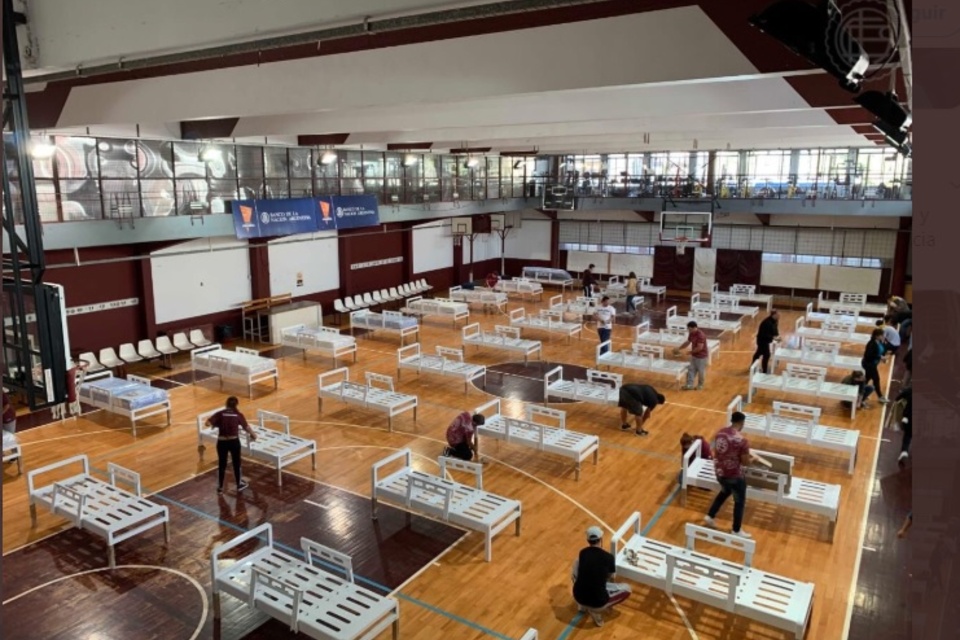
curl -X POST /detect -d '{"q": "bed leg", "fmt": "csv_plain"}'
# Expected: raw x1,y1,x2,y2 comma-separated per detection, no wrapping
108,545,116,569
318,397,323,413
680,487,688,508
164,521,170,543
166,409,172,426
213,591,221,619
575,463,581,481
388,416,393,432
29,503,37,527
371,496,379,520
413,406,418,422
311,451,317,470
392,617,400,640
593,449,599,465
485,535,492,562
515,513,521,536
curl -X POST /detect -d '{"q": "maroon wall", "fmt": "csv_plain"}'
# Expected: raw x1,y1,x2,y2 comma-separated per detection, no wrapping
45,247,146,354
339,224,406,298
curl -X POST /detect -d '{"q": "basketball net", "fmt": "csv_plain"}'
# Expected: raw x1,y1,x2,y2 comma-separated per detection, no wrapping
676,236,688,255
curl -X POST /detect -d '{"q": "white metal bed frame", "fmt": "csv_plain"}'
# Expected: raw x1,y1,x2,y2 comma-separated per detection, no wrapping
509,308,582,343
494,277,544,300
793,316,870,346
317,367,418,431
595,342,688,388
726,283,774,312
747,360,860,419
611,512,814,638
681,444,840,539
695,292,760,321
371,449,522,562
211,522,400,640
521,267,574,292
665,305,743,339
543,366,621,405
461,323,542,364
27,454,170,567
197,408,317,486
78,370,172,436
727,395,859,474
473,398,599,480
3,431,23,475
400,296,470,327
770,340,864,374
638,277,666,303
448,286,509,313
634,320,721,363
350,310,420,345
280,323,358,366
191,344,280,398
816,291,888,316
396,343,487,394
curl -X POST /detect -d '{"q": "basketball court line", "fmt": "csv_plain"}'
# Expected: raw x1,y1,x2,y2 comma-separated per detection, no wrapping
1,564,209,640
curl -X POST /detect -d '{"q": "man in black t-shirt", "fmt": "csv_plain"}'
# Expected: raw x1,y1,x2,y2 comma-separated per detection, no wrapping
571,526,631,627
618,383,666,436
751,310,780,374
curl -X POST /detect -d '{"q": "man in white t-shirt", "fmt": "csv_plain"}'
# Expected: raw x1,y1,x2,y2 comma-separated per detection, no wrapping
594,296,616,354
876,319,901,354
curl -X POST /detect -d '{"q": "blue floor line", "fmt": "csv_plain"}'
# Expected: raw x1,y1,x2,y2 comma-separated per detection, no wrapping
554,485,681,640
148,491,513,640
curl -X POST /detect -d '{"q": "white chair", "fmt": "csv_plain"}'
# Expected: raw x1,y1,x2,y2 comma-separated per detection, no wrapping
137,339,163,361
343,296,360,311
388,286,402,301
172,332,195,352
372,291,385,305
78,352,106,373
333,299,349,322
420,278,431,291
189,329,213,347
118,343,143,364
155,336,179,369
363,292,376,308
401,284,413,296
99,347,124,370
355,294,370,308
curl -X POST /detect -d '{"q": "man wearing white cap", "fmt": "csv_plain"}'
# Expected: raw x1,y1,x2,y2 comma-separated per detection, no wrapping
571,525,632,627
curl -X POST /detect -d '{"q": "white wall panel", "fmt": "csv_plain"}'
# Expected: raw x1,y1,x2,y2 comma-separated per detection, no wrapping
760,262,818,289
609,254,654,278
413,222,453,274
818,265,882,294
505,219,551,260
267,231,339,297
151,237,251,324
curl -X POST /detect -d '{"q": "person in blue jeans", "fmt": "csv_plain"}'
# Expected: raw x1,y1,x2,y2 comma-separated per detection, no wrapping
704,412,759,538
593,296,615,355
861,328,890,404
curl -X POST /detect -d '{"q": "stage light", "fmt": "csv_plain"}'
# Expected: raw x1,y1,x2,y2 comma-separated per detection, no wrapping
403,154,420,167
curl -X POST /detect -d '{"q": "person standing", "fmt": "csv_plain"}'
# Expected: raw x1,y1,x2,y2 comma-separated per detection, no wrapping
582,264,597,298
571,526,632,627
617,383,666,436
2,390,16,435
624,272,639,313
443,411,485,461
876,318,901,354
704,412,757,537
896,384,912,466
594,296,616,355
861,328,890,404
206,396,258,494
751,310,780,373
675,321,709,390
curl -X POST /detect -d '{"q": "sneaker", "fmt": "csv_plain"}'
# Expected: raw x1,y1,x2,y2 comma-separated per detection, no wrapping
577,605,586,613
442,446,453,457
879,397,890,404
703,515,717,528
620,423,632,431
635,429,649,437
237,480,249,492
860,401,871,410
898,451,909,461
590,612,604,627
696,385,703,391
731,529,753,539
681,385,695,391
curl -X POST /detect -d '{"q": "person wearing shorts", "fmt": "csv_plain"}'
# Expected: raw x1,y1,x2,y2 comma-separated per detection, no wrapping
617,383,665,436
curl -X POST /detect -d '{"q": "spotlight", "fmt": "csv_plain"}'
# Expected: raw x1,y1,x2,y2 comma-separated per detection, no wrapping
855,91,911,130
199,146,221,162
403,154,419,167
30,138,56,159
749,0,869,92
465,157,480,169
318,150,337,165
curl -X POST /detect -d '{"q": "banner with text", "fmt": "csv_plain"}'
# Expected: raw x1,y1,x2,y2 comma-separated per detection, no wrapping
321,195,380,230
232,198,321,239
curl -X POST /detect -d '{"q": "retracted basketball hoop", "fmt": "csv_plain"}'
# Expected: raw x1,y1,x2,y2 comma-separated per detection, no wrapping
659,212,712,255
676,236,689,255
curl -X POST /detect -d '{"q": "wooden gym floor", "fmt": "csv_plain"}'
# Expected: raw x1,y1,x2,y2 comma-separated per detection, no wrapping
1,291,898,639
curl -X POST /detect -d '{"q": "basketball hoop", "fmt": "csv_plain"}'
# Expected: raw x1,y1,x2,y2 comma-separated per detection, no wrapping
676,236,689,255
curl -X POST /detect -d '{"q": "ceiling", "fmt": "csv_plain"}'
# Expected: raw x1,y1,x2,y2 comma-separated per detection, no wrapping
19,0,910,153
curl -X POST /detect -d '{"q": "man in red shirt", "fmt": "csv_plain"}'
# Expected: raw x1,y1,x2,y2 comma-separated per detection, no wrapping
443,411,485,461
674,321,709,390
704,412,757,537
2,391,16,434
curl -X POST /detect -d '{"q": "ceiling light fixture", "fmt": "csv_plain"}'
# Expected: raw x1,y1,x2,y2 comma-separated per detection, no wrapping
403,153,420,167
30,136,56,159
198,144,221,162
465,157,480,169
319,149,338,165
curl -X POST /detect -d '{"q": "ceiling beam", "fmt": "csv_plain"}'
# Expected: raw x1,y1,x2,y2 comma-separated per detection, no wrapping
634,210,656,222
755,213,771,226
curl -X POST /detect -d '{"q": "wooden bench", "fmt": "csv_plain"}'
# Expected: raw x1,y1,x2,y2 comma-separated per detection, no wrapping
197,409,316,486
371,449,521,562
748,361,859,419
612,512,814,638
27,454,169,567
727,395,859,474
397,344,486,394
596,342,688,388
317,368,418,431
474,398,599,480
212,522,400,640
544,366,621,405
462,323,542,364
681,443,840,539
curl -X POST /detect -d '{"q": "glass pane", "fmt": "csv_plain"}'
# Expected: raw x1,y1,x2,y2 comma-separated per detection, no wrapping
288,148,313,179
263,179,290,199
140,179,175,217
175,178,209,215
236,145,264,180
54,136,98,180
362,151,383,178
384,153,402,179
315,160,338,194
441,155,457,200
209,178,239,203
136,139,175,179
363,179,383,199
237,177,263,200
101,179,140,219
97,138,140,178
263,147,289,178
173,141,205,179
290,178,314,198
58,180,102,220
315,178,339,197
36,180,59,222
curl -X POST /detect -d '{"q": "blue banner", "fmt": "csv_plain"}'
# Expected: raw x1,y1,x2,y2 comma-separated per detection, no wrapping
327,195,380,230
232,198,320,239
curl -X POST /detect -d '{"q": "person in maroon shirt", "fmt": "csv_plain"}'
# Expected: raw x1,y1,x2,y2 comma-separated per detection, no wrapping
703,412,758,537
205,396,258,494
2,391,16,434
678,432,712,485
674,321,710,390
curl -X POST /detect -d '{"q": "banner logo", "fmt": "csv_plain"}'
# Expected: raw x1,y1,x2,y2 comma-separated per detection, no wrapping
320,200,331,220
260,211,271,225
827,0,901,85
240,205,254,228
